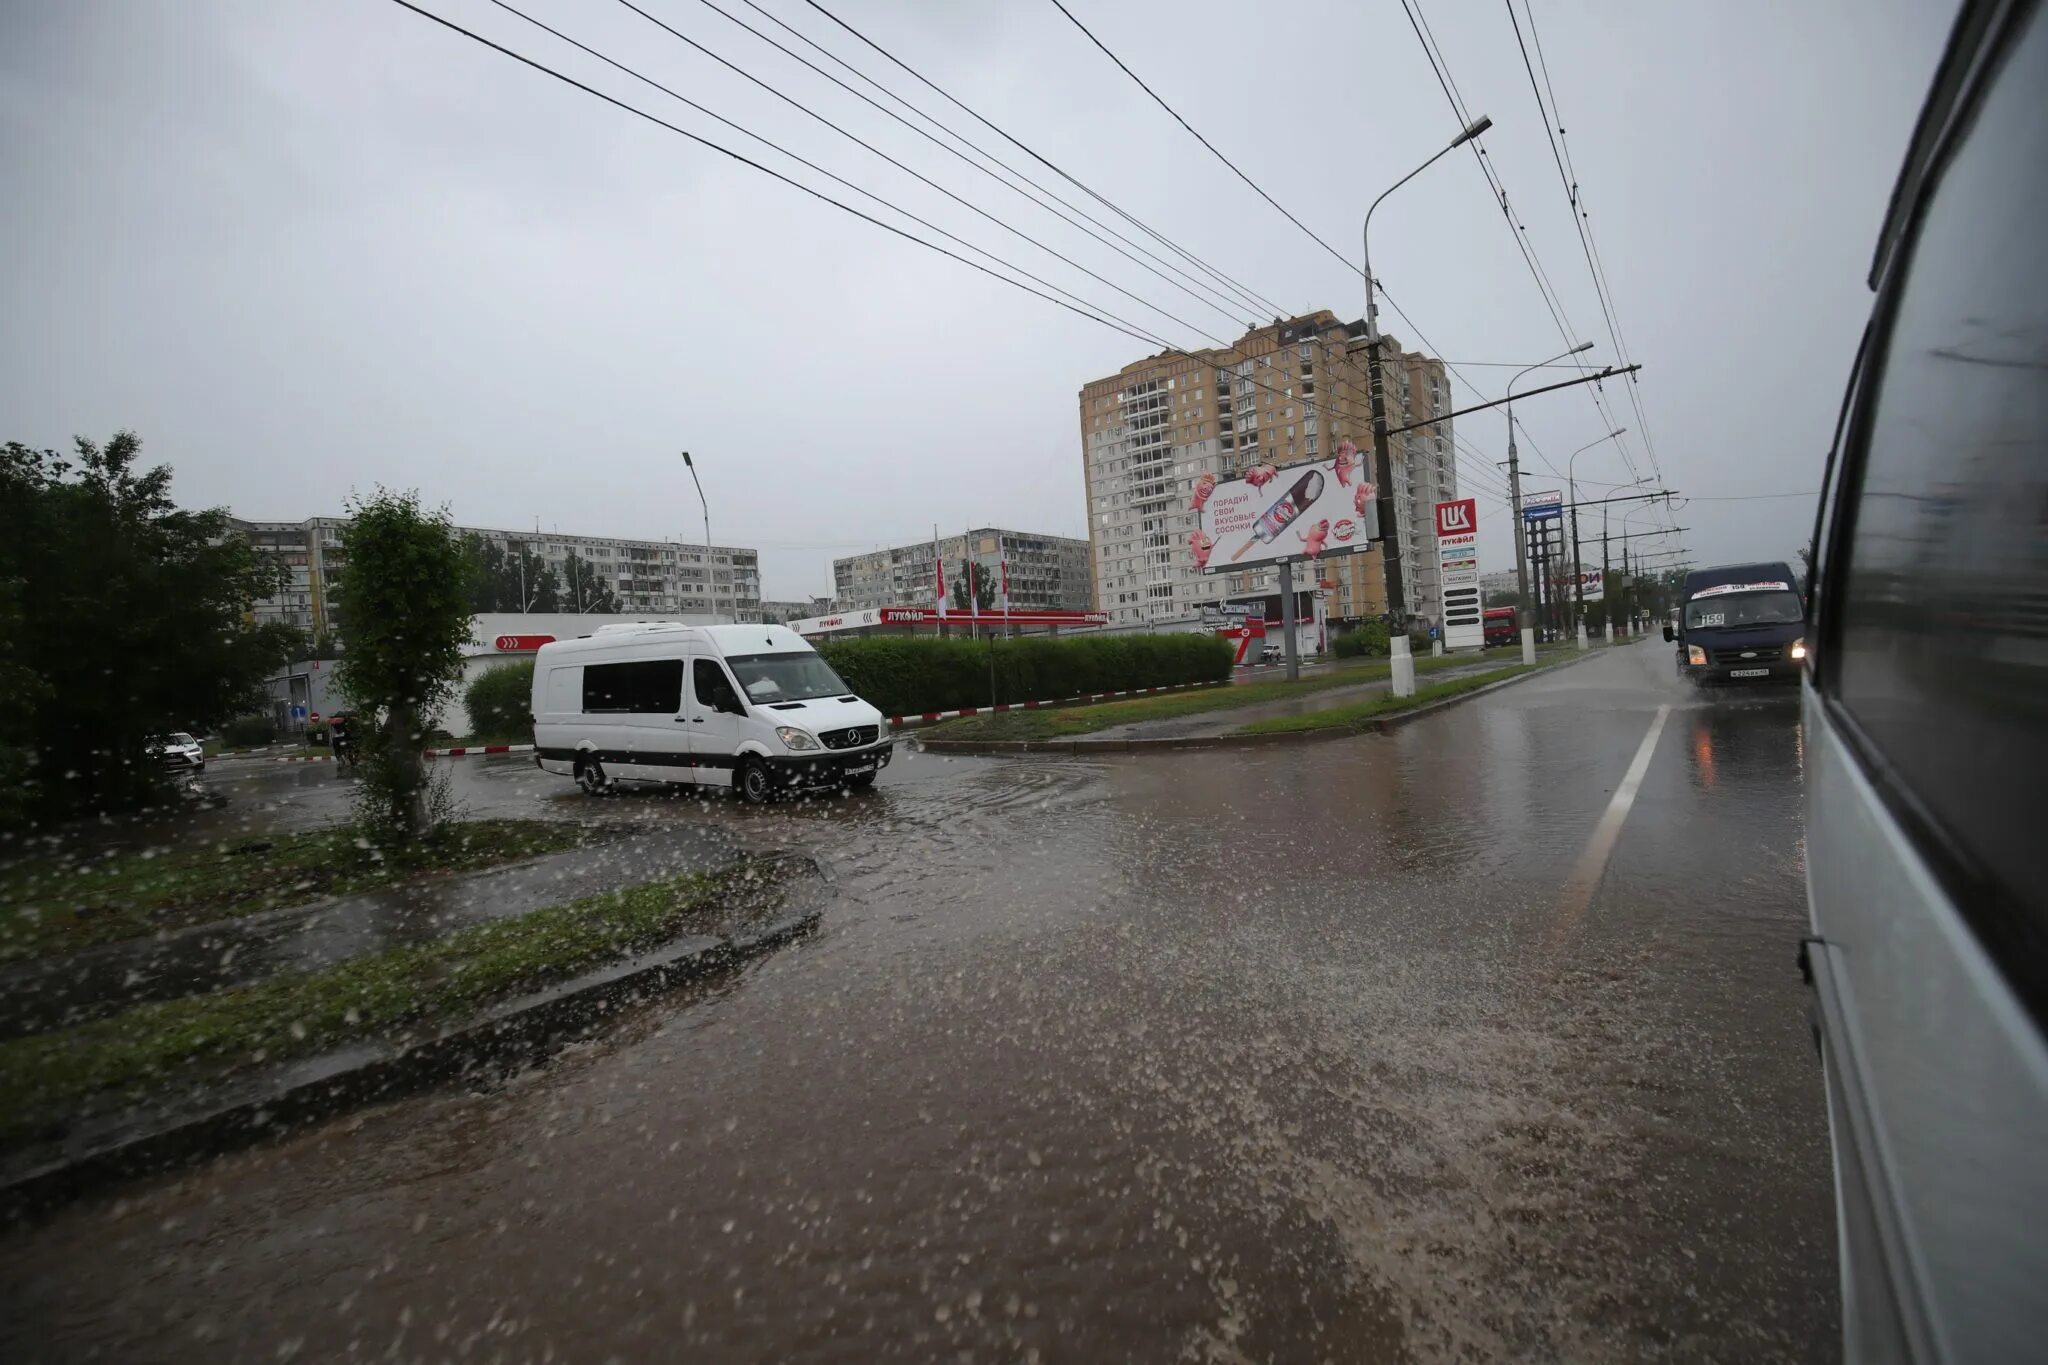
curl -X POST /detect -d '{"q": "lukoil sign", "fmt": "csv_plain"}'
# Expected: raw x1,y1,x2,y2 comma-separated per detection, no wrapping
1433,499,1485,650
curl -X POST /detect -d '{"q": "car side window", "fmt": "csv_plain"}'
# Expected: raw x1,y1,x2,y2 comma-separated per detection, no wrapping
1827,2,2048,931
693,659,743,716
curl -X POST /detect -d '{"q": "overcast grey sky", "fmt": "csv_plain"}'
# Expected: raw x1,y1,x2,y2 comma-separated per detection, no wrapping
2,0,1954,599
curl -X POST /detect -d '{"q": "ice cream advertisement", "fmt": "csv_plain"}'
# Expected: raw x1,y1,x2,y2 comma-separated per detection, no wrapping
1191,443,1380,573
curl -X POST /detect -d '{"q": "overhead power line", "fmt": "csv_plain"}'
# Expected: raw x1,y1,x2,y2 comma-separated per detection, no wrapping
472,0,1202,361
1515,0,1664,484
664,0,1256,333
393,0,1506,518
792,0,1285,322
383,0,1171,348
1399,0,1652,505
1044,0,1360,279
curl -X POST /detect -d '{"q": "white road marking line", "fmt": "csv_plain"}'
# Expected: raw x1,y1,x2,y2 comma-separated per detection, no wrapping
1558,704,1672,921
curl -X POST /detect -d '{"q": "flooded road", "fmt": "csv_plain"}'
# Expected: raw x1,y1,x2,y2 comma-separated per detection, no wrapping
0,644,1835,1362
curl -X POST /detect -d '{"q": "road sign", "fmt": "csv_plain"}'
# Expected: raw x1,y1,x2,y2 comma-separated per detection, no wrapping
1521,490,1563,523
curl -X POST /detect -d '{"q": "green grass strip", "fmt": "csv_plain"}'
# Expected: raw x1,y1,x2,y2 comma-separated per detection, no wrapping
923,651,1506,742
0,818,607,964
0,863,780,1143
1236,664,1540,735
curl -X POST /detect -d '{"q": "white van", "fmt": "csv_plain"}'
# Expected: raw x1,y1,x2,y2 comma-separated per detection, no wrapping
531,623,892,802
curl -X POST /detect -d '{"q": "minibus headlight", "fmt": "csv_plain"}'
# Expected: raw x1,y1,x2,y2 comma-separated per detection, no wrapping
776,726,821,751
1686,644,1708,666
1789,637,1807,660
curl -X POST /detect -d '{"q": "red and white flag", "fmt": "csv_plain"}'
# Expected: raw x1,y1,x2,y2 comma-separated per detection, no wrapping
934,532,948,619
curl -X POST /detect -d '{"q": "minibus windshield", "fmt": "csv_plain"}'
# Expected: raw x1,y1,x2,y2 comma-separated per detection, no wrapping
727,652,853,703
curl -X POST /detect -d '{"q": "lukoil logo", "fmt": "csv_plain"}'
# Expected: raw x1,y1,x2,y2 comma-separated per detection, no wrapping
1332,518,1358,543
1435,498,1477,536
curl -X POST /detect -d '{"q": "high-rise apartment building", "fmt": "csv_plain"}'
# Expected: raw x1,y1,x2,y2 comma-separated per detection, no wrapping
232,516,762,635
1078,311,1457,627
833,529,1092,613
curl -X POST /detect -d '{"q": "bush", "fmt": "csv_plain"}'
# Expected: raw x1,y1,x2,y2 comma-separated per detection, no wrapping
1332,621,1391,658
463,661,534,740
220,714,277,747
818,633,1233,717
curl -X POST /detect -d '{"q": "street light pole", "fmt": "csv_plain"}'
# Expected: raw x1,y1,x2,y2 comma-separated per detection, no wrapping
680,451,718,623
1504,340,1594,663
1566,428,1627,648
1364,112,1490,698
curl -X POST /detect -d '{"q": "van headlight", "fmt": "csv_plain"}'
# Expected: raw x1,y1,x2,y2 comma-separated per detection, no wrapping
1789,637,1807,660
1687,644,1708,665
776,726,820,751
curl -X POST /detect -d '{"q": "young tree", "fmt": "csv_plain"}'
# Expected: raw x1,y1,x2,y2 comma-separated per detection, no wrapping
333,489,473,842
561,551,618,613
0,432,299,821
950,561,998,612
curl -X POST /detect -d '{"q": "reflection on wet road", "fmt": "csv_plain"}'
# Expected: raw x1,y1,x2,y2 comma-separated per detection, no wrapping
1,645,1834,1362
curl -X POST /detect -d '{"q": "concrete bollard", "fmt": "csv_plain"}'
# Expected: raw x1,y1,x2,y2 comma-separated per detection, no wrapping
1575,622,1588,651
1520,627,1536,666
1391,634,1417,697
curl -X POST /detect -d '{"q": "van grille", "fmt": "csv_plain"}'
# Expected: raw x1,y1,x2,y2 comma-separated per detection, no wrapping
820,725,878,750
1711,646,1782,665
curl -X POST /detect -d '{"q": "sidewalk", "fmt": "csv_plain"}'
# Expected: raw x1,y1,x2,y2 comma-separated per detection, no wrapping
0,824,747,1040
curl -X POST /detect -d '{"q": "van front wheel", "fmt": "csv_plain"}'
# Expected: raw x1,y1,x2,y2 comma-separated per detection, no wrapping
737,757,773,805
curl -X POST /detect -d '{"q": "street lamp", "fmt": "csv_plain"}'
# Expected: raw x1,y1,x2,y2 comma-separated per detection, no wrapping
680,451,718,623
1567,428,1628,642
1362,112,1491,698
1504,341,1594,659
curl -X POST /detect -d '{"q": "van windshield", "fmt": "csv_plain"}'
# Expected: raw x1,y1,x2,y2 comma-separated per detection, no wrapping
726,652,852,703
1684,589,1803,630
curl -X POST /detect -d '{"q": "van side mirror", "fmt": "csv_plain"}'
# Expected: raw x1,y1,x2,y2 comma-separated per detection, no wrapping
1662,624,1675,642
719,693,747,717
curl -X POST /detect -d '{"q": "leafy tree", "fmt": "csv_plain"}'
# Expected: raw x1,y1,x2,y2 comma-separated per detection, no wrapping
561,551,618,613
950,561,998,612
0,432,299,822
333,489,473,842
307,630,342,661
461,534,506,613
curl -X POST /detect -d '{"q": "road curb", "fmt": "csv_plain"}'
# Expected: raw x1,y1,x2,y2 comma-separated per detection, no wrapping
886,679,1229,730
0,853,835,1225
918,647,1618,756
424,743,535,759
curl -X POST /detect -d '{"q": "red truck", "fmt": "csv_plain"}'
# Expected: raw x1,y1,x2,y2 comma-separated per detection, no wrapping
1483,607,1517,648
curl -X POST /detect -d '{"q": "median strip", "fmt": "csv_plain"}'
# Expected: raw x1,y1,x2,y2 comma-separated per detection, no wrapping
0,857,809,1159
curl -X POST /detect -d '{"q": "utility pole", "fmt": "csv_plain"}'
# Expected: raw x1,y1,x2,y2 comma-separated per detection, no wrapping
1505,343,1593,664
1363,112,1492,697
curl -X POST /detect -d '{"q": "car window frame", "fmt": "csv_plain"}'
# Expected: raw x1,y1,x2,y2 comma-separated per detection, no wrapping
1809,0,2048,1029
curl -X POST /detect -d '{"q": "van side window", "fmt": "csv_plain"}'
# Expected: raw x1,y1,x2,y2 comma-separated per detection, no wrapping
582,659,683,714
1828,4,2048,929
693,660,744,716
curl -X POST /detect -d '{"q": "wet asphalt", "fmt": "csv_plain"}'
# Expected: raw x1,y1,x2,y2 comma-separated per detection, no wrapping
0,642,1834,1363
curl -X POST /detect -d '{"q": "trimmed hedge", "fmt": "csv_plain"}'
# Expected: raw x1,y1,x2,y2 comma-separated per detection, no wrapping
817,633,1233,717
463,661,535,740
220,714,277,747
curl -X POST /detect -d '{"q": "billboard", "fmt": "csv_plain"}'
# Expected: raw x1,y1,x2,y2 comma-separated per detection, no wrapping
1576,569,1605,602
1521,489,1563,522
1190,443,1379,574
1434,497,1484,649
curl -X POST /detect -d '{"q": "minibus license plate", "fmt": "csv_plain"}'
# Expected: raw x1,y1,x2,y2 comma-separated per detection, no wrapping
1730,667,1770,678
845,758,878,774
